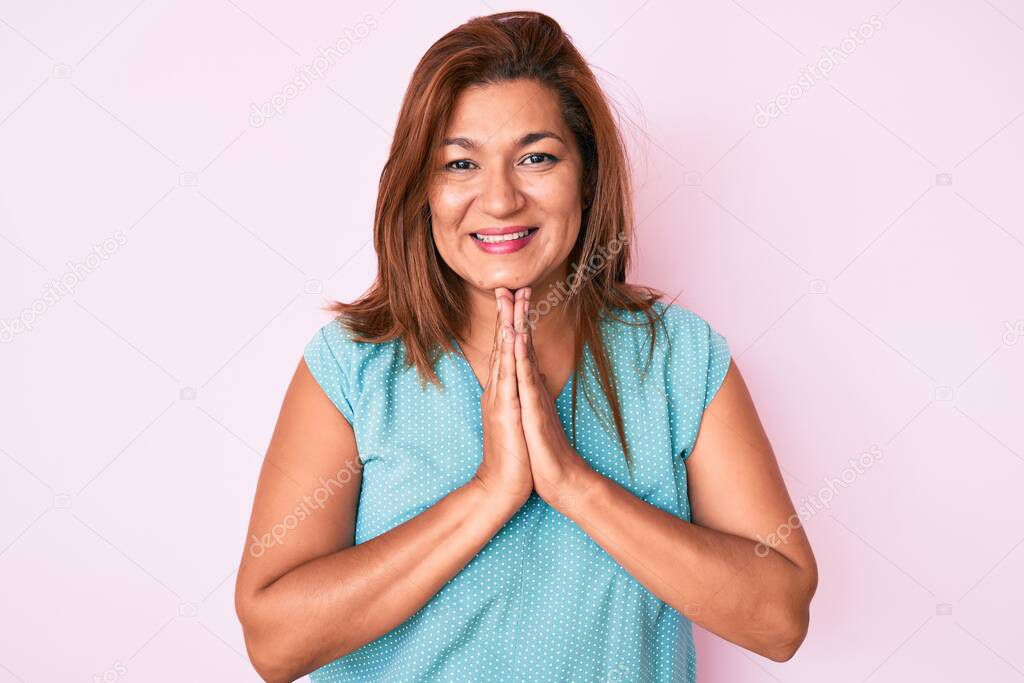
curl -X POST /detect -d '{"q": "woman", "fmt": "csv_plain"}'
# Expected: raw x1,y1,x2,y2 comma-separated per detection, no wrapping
235,11,817,682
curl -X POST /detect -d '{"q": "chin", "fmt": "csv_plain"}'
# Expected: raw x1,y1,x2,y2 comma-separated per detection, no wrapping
471,273,532,292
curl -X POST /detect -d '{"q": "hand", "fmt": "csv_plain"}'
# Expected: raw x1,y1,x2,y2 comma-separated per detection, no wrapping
512,287,595,510
471,287,534,511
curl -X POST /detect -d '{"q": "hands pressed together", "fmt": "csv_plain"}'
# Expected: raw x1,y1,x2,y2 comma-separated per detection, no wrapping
472,287,597,513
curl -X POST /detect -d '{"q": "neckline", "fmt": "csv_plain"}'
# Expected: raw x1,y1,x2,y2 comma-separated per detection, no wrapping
449,336,575,404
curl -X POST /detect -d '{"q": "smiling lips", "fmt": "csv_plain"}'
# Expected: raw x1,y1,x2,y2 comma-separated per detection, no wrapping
471,226,539,254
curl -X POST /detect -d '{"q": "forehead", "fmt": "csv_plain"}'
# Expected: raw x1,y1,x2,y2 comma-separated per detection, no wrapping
444,79,567,145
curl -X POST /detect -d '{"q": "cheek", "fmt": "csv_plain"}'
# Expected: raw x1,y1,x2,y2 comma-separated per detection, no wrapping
536,178,582,243
429,190,473,259
430,182,474,217
533,169,583,217
428,191,465,245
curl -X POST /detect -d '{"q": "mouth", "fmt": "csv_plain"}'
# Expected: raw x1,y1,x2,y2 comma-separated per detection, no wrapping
471,227,539,243
470,227,539,254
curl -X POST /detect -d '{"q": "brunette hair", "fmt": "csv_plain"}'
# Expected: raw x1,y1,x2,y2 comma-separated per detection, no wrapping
325,10,681,475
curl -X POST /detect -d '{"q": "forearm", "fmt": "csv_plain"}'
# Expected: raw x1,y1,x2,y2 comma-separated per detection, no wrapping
557,469,813,662
239,479,520,682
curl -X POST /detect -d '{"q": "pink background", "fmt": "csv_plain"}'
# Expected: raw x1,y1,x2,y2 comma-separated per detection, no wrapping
2,2,1023,681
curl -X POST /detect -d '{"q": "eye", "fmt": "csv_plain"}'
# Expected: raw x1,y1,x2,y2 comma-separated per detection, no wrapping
521,152,558,165
444,159,477,172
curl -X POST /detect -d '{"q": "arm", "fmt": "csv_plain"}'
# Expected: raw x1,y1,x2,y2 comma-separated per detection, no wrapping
553,361,818,662
234,359,520,683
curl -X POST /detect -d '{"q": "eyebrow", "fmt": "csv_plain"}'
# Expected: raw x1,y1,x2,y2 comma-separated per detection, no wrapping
442,130,566,150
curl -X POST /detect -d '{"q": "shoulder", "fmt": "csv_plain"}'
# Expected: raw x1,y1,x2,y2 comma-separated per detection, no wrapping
303,315,399,369
648,299,732,409
301,315,401,424
611,299,725,353
620,300,732,459
304,316,359,381
305,314,357,354
654,299,718,338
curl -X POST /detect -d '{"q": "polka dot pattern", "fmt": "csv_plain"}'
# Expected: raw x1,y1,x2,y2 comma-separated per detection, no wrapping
301,300,731,682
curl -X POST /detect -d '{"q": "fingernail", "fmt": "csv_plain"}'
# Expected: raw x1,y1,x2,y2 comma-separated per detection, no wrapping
497,298,502,313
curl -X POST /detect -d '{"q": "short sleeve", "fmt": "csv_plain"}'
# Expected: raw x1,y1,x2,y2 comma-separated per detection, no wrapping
703,325,731,410
303,321,357,425
660,303,732,461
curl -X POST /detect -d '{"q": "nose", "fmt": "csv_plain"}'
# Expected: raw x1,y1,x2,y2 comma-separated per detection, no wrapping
477,164,523,217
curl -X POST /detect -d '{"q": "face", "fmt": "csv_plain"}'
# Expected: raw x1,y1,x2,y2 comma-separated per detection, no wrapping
428,79,586,295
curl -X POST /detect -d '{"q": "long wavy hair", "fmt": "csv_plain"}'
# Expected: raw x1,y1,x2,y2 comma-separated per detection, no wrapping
325,10,681,475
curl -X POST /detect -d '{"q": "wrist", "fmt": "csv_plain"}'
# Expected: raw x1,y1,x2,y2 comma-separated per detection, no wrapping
465,475,528,519
547,459,605,518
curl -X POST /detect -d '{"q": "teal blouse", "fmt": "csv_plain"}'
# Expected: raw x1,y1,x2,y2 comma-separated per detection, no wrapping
302,300,731,682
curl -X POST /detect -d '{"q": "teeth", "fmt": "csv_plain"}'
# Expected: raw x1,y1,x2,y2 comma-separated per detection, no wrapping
475,229,532,243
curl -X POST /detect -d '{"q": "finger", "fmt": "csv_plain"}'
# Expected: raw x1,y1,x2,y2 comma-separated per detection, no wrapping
498,289,517,403
514,287,528,334
525,294,540,366
525,297,560,416
526,296,551,403
514,290,528,365
514,288,527,363
515,292,541,399
500,288,515,338
485,289,502,392
489,287,509,394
